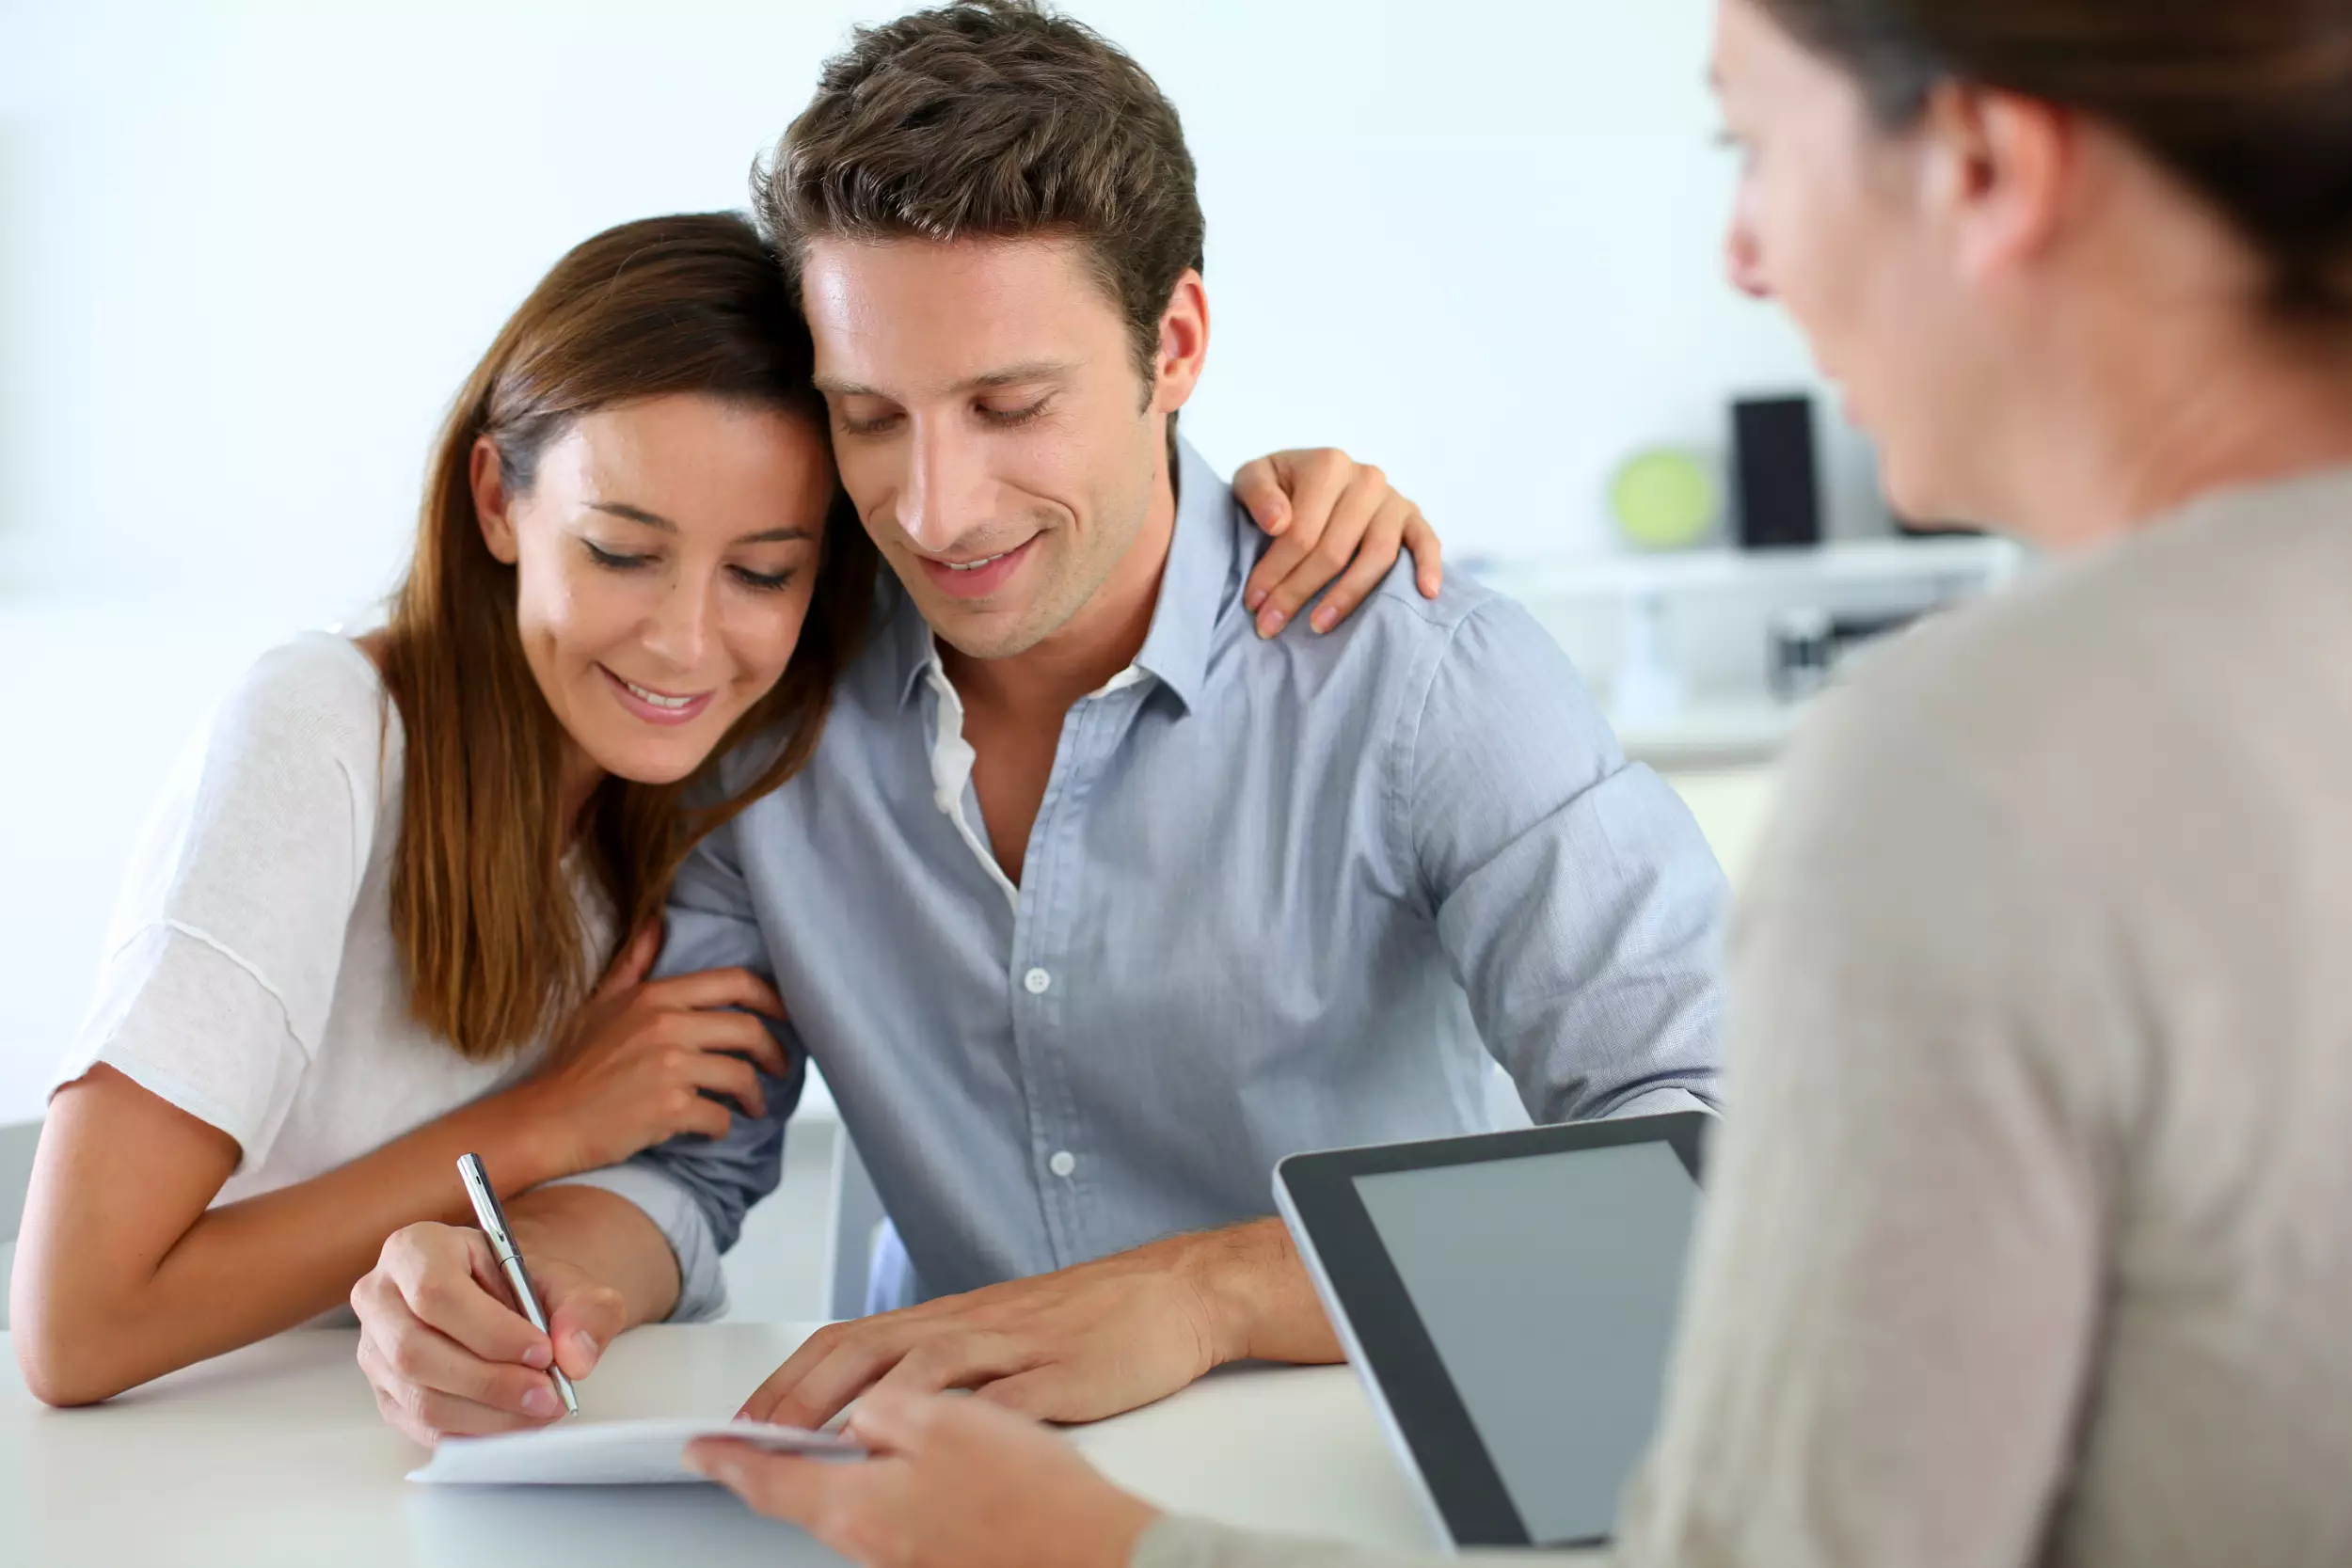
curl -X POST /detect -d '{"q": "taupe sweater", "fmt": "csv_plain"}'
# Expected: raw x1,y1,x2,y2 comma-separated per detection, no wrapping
1138,467,2352,1568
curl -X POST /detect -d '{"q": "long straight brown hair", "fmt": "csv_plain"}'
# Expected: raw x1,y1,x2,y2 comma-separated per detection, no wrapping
377,213,876,1061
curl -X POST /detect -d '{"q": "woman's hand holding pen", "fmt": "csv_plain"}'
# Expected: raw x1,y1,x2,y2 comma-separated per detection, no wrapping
352,1220,624,1447
498,923,792,1182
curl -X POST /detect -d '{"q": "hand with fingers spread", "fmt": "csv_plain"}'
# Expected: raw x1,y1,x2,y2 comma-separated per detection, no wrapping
352,1220,627,1448
689,1387,1158,1568
1231,448,1445,639
502,923,793,1180
735,1218,1341,1433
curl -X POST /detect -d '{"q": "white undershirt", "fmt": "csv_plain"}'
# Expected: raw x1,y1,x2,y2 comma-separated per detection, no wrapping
917,632,1147,910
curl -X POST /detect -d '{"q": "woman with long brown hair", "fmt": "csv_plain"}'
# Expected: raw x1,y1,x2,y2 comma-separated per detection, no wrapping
8,210,1439,1406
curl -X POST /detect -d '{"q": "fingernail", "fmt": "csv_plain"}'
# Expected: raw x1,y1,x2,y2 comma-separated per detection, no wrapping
1257,608,1287,639
1311,607,1337,634
570,1331,601,1372
521,1342,551,1370
523,1386,560,1418
1245,586,1266,612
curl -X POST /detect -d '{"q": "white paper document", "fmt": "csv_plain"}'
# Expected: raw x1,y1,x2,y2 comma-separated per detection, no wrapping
407,1418,862,1486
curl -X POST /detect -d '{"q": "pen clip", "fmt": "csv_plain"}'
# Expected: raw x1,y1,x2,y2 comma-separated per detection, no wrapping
455,1152,520,1263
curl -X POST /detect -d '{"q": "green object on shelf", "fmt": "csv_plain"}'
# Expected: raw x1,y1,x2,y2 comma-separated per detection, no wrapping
1610,449,1718,551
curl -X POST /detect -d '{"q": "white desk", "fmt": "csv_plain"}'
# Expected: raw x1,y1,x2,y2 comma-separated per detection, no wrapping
0,1323,1447,1567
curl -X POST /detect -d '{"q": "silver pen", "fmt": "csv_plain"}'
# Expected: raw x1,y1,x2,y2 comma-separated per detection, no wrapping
455,1152,580,1418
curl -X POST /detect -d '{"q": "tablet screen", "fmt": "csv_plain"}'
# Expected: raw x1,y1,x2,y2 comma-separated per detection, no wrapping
1351,1140,1700,1545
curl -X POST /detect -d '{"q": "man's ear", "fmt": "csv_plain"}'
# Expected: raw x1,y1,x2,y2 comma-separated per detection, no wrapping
1150,269,1209,416
470,436,520,564
1921,81,2074,291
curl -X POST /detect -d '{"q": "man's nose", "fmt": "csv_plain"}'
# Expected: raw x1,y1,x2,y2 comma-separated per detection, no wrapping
898,425,987,553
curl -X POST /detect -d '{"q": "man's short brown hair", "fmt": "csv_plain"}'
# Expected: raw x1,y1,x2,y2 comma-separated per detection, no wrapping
753,0,1205,386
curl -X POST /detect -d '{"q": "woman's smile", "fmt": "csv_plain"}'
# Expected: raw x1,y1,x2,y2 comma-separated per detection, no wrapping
597,664,717,727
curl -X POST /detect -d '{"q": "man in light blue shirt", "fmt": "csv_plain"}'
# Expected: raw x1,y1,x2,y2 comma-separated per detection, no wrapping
589,434,1724,1330
348,0,1724,1441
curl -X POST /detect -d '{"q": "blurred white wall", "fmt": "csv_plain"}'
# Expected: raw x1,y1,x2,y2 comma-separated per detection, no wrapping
0,0,1825,1122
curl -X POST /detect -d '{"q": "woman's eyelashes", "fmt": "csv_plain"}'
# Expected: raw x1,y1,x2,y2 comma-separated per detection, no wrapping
1713,127,1761,172
582,539,652,572
580,538,795,593
729,565,796,593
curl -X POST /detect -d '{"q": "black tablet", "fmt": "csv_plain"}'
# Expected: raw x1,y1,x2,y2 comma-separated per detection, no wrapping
1274,1112,1710,1550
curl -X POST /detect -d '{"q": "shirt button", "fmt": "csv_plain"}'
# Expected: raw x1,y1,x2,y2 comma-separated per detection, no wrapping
1048,1150,1077,1178
1023,967,1052,995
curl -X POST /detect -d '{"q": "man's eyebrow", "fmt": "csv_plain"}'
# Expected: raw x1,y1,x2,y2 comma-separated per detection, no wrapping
811,360,1079,400
957,360,1077,392
588,501,814,546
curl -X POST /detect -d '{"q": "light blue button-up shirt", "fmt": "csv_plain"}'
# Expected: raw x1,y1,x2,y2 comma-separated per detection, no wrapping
565,441,1728,1318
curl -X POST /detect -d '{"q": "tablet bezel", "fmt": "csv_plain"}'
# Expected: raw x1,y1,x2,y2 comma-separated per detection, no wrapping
1275,1113,1710,1550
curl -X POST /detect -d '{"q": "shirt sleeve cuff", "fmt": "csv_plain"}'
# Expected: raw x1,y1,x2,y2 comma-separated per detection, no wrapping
1607,1084,1719,1120
544,1162,730,1323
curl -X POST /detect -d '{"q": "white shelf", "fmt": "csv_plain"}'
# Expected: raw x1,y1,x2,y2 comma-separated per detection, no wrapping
1615,695,1804,771
1478,534,2024,599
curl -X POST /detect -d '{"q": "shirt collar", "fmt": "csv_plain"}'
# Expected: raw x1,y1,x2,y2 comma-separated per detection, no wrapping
889,578,940,711
889,435,1237,717
1127,436,1234,717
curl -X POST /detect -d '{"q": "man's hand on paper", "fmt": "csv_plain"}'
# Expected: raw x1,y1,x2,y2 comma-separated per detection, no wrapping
689,1387,1158,1568
735,1216,1343,1430
353,1220,625,1446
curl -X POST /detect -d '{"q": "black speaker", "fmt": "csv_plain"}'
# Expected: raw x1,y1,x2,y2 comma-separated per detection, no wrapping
1732,394,1822,550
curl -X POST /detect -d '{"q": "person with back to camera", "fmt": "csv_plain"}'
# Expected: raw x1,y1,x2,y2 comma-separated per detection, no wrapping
682,1,2352,1565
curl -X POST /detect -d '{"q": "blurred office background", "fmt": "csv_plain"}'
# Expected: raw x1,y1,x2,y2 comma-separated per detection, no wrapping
0,0,1989,1314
